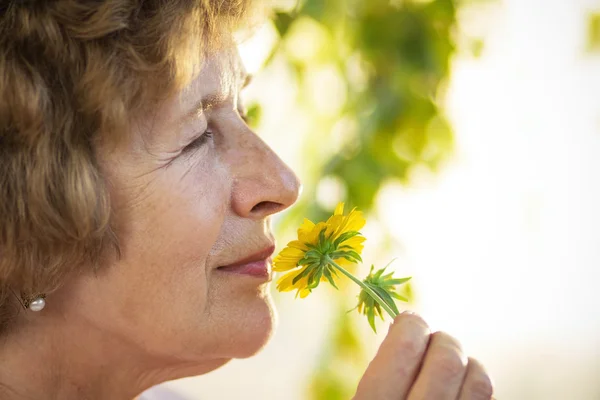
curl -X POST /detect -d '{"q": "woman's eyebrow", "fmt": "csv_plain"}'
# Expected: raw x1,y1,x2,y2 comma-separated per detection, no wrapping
181,72,251,123
183,93,228,122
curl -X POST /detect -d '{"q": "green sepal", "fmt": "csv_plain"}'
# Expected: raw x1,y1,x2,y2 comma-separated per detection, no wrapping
386,277,412,286
292,265,314,284
307,267,324,290
297,257,315,266
344,250,363,263
390,292,409,302
322,266,339,290
318,229,327,248
370,284,400,315
367,302,377,333
333,231,360,248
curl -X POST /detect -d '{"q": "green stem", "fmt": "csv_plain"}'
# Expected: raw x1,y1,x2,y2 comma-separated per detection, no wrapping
326,257,398,319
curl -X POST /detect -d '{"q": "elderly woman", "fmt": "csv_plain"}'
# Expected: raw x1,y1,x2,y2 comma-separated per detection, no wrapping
0,1,493,399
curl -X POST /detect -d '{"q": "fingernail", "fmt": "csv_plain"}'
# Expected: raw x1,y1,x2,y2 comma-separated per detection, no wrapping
402,310,416,315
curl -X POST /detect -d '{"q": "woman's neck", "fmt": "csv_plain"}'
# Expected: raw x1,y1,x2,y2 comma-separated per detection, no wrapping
0,312,226,400
0,318,150,399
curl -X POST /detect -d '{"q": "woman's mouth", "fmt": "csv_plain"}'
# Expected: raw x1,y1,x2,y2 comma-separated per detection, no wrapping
217,245,275,279
218,259,272,278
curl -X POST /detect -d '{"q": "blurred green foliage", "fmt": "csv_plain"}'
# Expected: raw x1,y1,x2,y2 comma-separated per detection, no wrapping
588,12,600,51
270,0,456,225
262,0,458,398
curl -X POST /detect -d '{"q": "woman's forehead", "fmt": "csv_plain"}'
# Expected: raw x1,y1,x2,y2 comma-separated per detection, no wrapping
137,48,247,137
205,48,247,90
177,49,247,116
192,49,246,98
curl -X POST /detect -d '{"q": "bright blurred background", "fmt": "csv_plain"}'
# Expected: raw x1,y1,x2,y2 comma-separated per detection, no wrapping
153,0,600,398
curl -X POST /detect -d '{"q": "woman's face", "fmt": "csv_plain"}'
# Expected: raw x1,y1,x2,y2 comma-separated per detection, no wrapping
58,47,300,370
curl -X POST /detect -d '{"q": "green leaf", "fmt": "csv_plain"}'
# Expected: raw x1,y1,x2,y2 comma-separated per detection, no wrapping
343,250,363,263
367,306,377,333
273,11,295,37
372,266,386,281
386,277,412,285
304,249,322,259
329,265,340,277
340,256,357,264
373,302,383,318
292,265,314,284
390,292,409,302
588,12,600,52
370,285,400,315
333,231,360,248
308,268,324,289
380,271,395,281
318,228,327,245
323,267,339,289
297,258,311,266
244,103,262,128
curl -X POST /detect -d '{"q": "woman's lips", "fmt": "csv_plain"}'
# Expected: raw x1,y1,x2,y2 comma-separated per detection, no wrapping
218,258,272,278
217,245,275,279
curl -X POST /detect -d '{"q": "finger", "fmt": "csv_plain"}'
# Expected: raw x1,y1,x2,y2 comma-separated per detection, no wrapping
354,312,431,400
407,331,468,400
458,357,494,400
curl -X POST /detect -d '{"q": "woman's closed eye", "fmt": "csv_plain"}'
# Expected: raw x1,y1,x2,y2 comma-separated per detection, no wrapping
182,128,213,154
181,105,249,156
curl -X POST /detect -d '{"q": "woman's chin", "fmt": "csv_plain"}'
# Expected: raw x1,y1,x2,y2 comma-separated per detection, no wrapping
232,296,278,359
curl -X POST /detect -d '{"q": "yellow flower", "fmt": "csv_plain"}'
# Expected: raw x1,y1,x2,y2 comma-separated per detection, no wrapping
275,203,411,332
274,202,366,298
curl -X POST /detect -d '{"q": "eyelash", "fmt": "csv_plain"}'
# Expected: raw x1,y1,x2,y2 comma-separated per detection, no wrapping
181,109,249,154
182,128,213,153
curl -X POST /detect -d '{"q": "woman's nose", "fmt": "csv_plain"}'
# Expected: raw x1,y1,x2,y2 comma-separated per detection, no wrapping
230,135,301,220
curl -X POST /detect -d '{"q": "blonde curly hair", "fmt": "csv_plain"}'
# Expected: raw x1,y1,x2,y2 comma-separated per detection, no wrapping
0,0,259,333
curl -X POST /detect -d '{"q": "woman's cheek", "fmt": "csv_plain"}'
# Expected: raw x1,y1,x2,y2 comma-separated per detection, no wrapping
188,154,230,222
171,154,230,251
117,153,227,267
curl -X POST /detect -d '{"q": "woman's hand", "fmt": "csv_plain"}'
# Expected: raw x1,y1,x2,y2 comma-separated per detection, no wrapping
354,312,494,400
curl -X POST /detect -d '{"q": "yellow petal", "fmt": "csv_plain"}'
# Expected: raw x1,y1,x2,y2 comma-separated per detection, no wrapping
275,271,295,292
344,208,366,232
287,240,309,251
276,269,305,292
341,235,366,253
272,258,301,272
277,246,305,259
276,267,314,299
292,275,311,298
325,214,344,237
300,221,327,245
333,256,354,267
272,242,307,270
297,218,315,239
334,202,345,216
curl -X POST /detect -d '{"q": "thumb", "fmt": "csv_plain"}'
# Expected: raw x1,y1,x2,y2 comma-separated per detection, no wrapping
354,312,431,400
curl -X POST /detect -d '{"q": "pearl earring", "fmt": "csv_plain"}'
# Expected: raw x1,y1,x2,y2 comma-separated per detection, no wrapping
9,290,47,312
21,294,46,312
28,296,46,312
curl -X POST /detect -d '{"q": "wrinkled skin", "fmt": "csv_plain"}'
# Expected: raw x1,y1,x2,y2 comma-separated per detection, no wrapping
355,312,494,400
